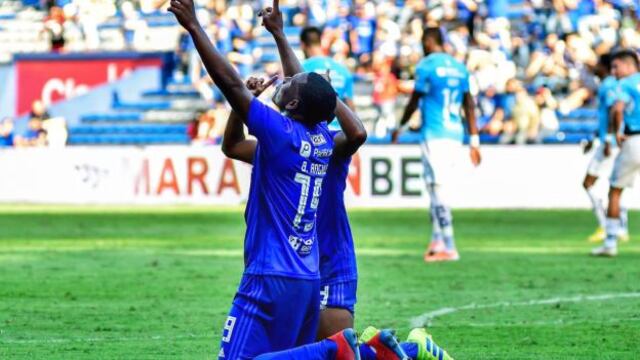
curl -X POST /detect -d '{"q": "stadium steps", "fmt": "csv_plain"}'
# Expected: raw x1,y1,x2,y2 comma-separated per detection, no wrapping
141,88,201,98
558,108,598,120
69,123,187,135
112,91,209,111
68,133,190,145
543,133,589,144
81,113,144,123
558,121,598,134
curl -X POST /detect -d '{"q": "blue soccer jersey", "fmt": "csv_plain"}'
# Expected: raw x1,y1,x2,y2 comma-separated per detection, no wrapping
414,53,471,142
597,76,618,141
244,99,334,279
616,72,640,133
317,150,357,284
303,56,354,101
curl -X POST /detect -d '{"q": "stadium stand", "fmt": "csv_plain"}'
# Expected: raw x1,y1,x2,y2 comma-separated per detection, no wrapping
1,0,639,147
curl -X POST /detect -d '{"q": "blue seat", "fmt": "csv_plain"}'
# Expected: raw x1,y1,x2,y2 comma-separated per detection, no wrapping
543,133,589,144
559,108,598,120
558,121,598,134
81,113,143,123
142,89,200,98
68,133,190,145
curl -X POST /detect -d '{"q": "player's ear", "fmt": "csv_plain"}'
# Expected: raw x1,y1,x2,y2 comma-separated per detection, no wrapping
285,99,299,111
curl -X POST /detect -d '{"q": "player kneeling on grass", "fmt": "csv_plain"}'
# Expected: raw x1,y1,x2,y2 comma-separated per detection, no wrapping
169,0,355,358
592,50,640,257
220,3,455,359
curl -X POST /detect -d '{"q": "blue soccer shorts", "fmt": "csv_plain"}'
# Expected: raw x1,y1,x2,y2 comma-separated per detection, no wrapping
319,279,358,315
218,274,320,360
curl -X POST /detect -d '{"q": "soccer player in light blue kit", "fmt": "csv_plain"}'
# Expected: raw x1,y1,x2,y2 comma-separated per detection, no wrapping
582,54,629,243
170,0,361,358
392,28,481,263
300,26,355,110
592,50,640,257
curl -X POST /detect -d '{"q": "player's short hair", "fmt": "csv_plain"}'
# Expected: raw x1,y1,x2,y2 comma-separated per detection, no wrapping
299,72,337,123
612,49,640,69
301,26,322,47
422,27,444,46
598,53,612,71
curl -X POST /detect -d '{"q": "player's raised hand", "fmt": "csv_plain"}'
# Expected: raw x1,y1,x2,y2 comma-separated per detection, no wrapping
168,0,198,32
246,75,278,97
470,147,481,167
258,0,284,35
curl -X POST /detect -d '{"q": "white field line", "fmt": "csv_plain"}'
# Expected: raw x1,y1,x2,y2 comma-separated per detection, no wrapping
0,333,210,345
3,294,639,346
410,292,640,328
427,317,640,328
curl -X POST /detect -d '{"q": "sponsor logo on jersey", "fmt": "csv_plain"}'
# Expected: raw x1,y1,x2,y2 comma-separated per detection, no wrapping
300,141,312,158
288,235,314,256
310,133,327,146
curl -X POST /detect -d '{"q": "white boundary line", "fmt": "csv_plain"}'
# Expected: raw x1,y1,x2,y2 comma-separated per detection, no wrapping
410,292,640,328
0,333,211,345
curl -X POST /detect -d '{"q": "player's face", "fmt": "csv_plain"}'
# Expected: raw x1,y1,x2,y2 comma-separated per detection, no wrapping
611,59,636,80
272,73,308,115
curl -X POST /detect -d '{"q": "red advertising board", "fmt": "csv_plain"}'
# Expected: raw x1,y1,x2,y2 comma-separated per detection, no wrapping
15,53,163,114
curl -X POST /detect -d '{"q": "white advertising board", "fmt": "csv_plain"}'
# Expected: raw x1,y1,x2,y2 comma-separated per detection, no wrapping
0,145,637,208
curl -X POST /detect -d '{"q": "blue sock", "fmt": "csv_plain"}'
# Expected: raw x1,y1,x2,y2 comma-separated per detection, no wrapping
254,339,337,360
401,342,419,359
359,343,377,360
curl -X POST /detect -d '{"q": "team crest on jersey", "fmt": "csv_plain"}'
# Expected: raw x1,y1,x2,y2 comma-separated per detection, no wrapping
300,141,312,158
310,133,327,146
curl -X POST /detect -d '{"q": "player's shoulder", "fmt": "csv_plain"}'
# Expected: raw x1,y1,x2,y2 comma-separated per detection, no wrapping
619,73,640,91
603,75,617,85
416,56,434,73
330,58,351,76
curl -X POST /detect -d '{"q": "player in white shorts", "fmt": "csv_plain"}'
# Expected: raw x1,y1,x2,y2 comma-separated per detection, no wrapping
582,54,629,242
592,50,640,257
392,28,481,262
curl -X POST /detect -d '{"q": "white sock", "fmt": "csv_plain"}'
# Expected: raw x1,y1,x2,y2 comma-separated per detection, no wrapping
435,205,455,250
605,218,621,248
585,187,606,228
430,206,443,243
620,208,629,235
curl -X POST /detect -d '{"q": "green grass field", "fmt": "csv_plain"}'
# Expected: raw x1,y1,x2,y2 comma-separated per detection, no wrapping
1,206,639,359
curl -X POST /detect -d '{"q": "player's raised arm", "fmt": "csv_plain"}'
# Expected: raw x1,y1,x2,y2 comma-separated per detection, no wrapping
333,98,367,157
168,0,253,118
463,92,482,166
259,0,303,76
222,76,279,164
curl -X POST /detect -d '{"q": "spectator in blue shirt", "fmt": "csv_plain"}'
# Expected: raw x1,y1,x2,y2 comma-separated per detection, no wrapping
348,3,376,66
0,118,14,148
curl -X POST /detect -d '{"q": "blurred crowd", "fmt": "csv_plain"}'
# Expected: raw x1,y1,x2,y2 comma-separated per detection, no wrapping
0,100,68,148
5,0,640,145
